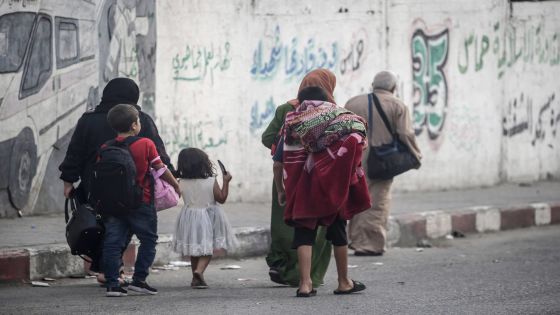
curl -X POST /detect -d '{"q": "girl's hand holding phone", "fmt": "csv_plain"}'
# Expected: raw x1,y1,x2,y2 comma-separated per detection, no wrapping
223,172,232,183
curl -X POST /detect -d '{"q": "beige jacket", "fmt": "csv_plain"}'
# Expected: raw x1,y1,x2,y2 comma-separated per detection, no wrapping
345,89,422,162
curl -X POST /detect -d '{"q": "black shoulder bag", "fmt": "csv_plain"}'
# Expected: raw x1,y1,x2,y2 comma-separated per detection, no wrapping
366,93,420,180
65,193,104,261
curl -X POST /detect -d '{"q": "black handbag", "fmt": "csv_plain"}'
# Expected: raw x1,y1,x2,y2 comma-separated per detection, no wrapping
366,93,420,180
65,194,104,260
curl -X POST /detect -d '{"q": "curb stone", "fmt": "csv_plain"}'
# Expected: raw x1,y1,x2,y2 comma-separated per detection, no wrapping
390,202,560,247
0,249,29,282
1,202,559,282
0,227,271,282
148,227,271,265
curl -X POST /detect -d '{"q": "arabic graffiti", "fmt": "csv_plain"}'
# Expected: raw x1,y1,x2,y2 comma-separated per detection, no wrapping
502,93,560,147
171,42,232,84
503,93,532,138
411,27,450,140
340,39,365,75
250,96,276,134
163,117,229,154
250,26,338,81
186,120,228,150
531,93,559,146
457,33,490,73
458,20,560,79
250,26,368,81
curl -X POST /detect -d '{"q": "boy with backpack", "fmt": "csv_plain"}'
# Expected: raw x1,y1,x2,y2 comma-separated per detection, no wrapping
94,104,180,297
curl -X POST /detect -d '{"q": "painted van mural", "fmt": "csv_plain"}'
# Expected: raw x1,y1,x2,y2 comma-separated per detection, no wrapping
0,0,156,217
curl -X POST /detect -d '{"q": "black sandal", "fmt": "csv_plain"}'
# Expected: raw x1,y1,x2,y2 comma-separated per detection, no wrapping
354,250,383,256
269,268,288,285
333,280,366,295
191,272,208,289
296,289,317,297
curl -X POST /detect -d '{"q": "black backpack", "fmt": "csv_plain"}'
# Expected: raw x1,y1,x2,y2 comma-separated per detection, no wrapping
90,136,143,217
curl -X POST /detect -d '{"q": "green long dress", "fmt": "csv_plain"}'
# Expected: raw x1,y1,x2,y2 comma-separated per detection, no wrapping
261,103,332,287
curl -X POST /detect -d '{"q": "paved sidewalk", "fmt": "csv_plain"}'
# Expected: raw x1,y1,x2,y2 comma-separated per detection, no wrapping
0,203,270,249
1,180,559,281
391,180,560,214
2,180,558,249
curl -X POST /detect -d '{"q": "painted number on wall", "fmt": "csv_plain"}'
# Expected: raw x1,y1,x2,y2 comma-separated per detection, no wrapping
411,28,449,140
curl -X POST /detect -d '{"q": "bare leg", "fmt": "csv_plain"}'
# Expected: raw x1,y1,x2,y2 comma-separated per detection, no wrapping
190,256,199,274
191,255,212,288
297,245,313,293
96,273,106,284
333,245,353,291
194,255,212,274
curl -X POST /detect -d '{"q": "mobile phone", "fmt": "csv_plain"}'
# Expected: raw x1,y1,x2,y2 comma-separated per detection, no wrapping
217,160,227,175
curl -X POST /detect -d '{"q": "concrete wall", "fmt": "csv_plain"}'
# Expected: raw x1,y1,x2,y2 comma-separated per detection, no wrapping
0,0,156,217
501,1,560,183
156,0,385,201
156,0,560,202
387,0,560,191
0,0,558,216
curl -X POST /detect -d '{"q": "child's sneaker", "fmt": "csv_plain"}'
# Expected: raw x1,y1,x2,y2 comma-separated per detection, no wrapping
106,286,128,297
128,280,158,295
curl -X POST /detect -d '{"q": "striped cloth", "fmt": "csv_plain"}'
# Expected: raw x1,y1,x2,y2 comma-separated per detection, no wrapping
284,100,367,152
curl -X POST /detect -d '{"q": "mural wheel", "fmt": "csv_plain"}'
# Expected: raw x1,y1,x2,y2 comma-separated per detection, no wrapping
8,128,37,210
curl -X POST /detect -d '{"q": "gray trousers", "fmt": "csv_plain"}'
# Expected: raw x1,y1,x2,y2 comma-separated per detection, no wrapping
348,178,393,253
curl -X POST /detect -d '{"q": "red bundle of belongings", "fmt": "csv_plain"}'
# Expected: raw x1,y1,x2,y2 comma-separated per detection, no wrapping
283,133,371,230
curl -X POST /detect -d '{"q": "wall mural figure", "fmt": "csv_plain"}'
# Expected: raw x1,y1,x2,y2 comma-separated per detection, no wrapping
99,0,156,115
0,0,156,217
411,26,450,141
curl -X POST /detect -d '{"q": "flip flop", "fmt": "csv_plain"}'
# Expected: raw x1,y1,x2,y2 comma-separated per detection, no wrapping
191,273,209,289
333,280,366,295
354,250,383,256
269,268,288,285
296,289,317,297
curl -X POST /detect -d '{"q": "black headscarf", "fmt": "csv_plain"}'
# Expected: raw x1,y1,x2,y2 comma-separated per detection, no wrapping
95,78,140,112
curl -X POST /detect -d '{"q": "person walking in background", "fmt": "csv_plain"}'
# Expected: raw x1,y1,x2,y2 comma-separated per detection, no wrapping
172,148,237,289
273,86,370,297
346,71,422,256
261,69,336,287
59,77,174,283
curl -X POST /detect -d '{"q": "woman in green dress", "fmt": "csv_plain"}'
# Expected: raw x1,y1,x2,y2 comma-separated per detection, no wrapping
261,69,337,287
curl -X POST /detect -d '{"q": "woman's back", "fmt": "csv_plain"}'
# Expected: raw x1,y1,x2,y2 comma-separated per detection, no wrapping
180,177,215,208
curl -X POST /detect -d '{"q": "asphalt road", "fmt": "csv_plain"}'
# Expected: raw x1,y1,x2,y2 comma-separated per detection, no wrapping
1,226,559,315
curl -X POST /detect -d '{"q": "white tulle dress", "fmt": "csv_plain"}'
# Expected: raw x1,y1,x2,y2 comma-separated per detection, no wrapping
172,177,237,256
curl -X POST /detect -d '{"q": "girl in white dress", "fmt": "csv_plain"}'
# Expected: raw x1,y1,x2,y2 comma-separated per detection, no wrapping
172,148,237,289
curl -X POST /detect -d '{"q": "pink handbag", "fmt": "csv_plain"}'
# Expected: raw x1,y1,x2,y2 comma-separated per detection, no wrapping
151,166,179,211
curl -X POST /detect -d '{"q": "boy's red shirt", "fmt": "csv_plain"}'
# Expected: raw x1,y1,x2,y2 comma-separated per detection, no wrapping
113,136,162,203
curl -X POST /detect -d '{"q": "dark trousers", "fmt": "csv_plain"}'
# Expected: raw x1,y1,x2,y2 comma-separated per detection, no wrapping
89,233,132,273
292,218,348,249
77,185,132,273
103,203,158,288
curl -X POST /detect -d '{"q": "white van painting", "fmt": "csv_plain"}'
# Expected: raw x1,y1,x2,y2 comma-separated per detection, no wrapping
0,0,156,217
